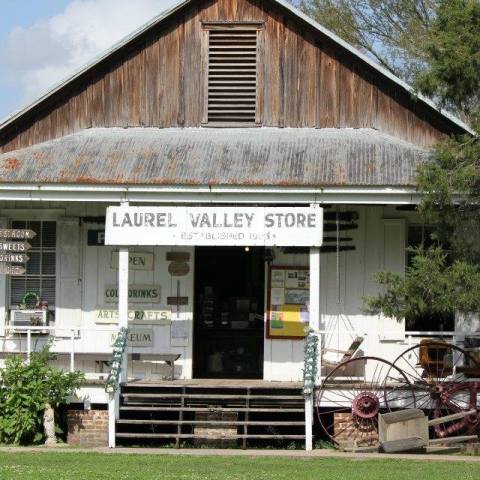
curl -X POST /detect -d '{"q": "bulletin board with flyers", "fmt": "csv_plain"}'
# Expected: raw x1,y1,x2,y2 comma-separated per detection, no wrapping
267,266,309,339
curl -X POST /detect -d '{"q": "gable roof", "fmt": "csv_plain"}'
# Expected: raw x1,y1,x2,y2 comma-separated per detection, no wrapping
0,0,474,135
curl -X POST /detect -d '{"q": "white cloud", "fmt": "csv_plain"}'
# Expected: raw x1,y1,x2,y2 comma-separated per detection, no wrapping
1,0,177,103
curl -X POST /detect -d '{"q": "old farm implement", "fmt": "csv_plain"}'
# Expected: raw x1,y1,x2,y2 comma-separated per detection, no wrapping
316,341,480,450
378,407,477,453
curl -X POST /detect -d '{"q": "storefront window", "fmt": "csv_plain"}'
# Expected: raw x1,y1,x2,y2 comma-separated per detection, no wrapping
9,220,56,309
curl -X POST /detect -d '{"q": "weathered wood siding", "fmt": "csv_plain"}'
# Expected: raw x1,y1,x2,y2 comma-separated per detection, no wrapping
0,0,453,153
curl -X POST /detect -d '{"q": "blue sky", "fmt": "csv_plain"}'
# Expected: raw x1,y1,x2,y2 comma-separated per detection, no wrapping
0,1,70,32
0,0,175,121
0,1,71,119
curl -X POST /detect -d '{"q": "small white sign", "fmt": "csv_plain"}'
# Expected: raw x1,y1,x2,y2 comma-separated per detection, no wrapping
171,320,189,347
105,206,323,247
271,288,285,306
110,251,154,271
95,308,171,325
104,284,161,303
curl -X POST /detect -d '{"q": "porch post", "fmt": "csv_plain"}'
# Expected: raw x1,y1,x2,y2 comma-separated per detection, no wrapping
309,247,321,332
108,391,119,448
118,247,129,383
118,201,129,384
306,229,321,451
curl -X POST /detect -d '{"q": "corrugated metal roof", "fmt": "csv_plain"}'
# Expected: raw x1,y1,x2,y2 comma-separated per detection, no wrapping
0,127,430,187
0,0,473,135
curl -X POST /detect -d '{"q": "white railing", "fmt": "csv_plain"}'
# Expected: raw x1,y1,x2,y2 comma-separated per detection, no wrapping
1,325,119,374
310,328,480,383
404,330,480,344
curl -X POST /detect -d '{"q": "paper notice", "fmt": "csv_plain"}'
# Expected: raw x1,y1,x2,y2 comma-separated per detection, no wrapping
271,288,285,306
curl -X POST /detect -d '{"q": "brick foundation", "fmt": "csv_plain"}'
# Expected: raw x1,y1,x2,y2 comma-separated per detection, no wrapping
67,409,108,447
334,412,378,447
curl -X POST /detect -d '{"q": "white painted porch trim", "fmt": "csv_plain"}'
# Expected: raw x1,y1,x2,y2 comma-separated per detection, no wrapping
0,184,422,205
108,201,130,449
305,238,321,452
118,247,129,383
108,390,119,448
118,199,130,383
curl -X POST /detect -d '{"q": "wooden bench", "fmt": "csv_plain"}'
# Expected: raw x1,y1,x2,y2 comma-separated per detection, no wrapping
131,353,181,380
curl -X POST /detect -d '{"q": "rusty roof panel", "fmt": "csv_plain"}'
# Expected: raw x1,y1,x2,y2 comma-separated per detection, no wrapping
0,127,430,187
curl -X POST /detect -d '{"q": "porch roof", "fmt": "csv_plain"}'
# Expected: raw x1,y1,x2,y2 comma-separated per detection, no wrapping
0,127,430,187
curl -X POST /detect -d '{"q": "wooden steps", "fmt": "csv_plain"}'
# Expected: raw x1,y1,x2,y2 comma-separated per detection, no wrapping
117,419,305,426
120,406,305,412
115,382,306,448
117,433,305,440
121,393,302,400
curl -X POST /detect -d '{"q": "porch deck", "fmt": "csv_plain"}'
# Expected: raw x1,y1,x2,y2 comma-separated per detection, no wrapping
125,378,303,389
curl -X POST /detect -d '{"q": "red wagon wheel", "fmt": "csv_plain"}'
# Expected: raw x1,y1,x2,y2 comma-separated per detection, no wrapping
390,341,480,438
316,356,415,447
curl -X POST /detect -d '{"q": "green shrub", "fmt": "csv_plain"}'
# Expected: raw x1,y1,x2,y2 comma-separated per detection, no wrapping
0,344,84,445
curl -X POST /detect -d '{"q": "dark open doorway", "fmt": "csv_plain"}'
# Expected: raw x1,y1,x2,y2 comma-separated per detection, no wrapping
193,247,265,379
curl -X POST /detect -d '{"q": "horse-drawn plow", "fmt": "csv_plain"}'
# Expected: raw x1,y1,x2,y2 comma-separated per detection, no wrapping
315,341,480,451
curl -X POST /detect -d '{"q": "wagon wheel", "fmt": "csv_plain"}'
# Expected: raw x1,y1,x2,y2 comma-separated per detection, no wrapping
316,356,415,447
390,341,480,438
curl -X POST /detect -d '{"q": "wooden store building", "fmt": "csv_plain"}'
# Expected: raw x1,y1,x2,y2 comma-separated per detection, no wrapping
0,0,473,449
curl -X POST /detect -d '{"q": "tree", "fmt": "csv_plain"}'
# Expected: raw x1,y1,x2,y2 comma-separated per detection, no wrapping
366,247,480,326
298,0,437,82
0,344,84,445
415,0,480,259
365,0,480,324
417,135,480,263
415,0,480,261
416,0,480,120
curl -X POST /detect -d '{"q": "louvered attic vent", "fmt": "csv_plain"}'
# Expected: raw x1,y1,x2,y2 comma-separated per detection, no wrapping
207,29,258,124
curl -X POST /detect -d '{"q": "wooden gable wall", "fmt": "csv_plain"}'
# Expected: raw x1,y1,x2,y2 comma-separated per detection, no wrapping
0,0,460,154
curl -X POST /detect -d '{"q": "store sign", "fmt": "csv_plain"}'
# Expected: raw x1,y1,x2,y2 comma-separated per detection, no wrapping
0,229,36,240
127,328,153,347
0,241,31,252
166,251,190,277
167,296,189,306
168,262,189,276
0,230,34,276
105,206,323,247
104,284,161,303
111,328,153,347
95,308,171,325
87,229,105,246
110,251,154,271
128,328,153,347
0,253,29,263
0,264,25,275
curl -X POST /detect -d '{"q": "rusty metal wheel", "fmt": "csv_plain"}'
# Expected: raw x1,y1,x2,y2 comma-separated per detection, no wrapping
390,341,480,438
316,356,415,448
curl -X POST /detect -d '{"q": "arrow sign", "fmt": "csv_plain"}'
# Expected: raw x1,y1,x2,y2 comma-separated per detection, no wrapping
0,229,36,240
0,264,26,275
0,241,31,253
0,253,29,263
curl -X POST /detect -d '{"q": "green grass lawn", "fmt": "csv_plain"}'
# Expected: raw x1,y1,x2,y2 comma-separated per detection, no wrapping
0,452,479,480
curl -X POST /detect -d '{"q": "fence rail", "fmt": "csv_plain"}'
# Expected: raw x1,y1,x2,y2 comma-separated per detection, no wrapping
309,329,480,384
1,325,118,373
